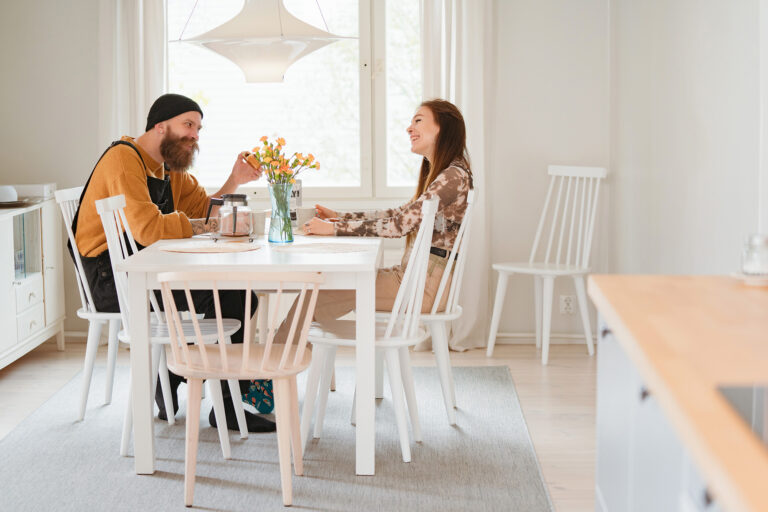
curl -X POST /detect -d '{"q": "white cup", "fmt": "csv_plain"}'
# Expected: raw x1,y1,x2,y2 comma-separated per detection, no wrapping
296,206,317,231
0,185,18,202
251,209,267,236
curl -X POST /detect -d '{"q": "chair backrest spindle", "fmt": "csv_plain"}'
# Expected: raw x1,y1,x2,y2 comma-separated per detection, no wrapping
55,187,95,313
158,272,324,377
430,189,476,315
95,194,164,329
530,166,606,270
384,198,438,340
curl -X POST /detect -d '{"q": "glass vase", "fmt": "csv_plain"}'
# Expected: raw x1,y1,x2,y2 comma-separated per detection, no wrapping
268,182,294,243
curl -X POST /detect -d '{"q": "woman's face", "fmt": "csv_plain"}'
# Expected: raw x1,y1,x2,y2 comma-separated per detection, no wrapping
407,106,440,160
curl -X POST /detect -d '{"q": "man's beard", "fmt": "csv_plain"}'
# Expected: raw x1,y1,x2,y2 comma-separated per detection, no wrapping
160,129,199,170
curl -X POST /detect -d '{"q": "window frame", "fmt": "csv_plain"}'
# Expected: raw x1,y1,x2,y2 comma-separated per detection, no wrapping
167,0,417,201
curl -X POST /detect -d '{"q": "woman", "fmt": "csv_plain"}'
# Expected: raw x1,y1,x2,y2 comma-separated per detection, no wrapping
278,99,473,340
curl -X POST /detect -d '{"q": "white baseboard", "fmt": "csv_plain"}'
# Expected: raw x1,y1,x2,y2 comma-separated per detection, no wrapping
64,331,597,346
493,332,596,345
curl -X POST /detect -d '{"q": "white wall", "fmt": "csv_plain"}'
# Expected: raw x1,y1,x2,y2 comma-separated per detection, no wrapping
3,0,763,344
488,0,611,341
611,0,762,274
0,0,101,334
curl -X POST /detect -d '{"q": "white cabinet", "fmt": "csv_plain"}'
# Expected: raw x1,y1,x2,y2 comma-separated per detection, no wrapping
595,316,723,512
0,193,65,370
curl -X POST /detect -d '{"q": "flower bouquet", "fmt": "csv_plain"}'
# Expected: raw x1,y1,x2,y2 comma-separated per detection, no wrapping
245,136,320,243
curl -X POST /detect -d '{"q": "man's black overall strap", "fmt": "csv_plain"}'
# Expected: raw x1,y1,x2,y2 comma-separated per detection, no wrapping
70,140,148,237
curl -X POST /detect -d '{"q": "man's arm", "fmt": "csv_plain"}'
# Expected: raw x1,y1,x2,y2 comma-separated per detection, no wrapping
189,217,220,235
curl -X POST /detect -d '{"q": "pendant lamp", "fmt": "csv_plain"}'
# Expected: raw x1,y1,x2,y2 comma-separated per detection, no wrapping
181,0,346,83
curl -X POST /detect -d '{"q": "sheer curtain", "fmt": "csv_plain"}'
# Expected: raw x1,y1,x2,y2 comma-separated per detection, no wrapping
97,0,167,147
420,0,492,351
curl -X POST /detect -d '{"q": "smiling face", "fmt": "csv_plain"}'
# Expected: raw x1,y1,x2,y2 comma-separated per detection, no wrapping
157,112,202,170
407,106,440,161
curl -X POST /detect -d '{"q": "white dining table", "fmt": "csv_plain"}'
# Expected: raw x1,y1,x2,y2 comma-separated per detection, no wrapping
116,234,382,476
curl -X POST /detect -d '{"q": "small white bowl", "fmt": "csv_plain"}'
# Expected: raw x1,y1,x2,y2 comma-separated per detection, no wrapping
0,186,18,202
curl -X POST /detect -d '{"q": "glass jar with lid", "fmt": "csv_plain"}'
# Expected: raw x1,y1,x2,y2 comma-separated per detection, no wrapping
205,194,253,237
741,234,768,275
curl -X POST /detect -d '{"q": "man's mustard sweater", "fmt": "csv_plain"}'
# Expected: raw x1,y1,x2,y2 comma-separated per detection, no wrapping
75,136,209,257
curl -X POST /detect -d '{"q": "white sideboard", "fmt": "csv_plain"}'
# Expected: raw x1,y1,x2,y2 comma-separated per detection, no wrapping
0,193,65,369
594,317,723,512
589,275,768,512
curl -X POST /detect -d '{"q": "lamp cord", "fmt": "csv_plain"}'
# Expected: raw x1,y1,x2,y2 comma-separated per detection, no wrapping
178,0,201,41
315,0,330,32
277,0,284,37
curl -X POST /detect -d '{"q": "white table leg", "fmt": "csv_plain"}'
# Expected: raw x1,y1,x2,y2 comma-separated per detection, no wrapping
129,271,154,474
355,270,376,475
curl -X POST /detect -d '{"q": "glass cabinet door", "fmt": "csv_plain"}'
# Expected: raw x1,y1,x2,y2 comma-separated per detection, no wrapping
13,210,41,280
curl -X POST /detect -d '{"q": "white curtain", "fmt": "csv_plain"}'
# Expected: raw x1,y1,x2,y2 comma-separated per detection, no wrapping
97,0,167,147
420,0,492,351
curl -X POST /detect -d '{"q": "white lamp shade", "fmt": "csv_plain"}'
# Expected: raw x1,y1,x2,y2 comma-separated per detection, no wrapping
182,0,345,83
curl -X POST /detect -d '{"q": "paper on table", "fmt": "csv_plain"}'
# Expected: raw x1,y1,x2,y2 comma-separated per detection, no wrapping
159,241,262,253
272,243,370,254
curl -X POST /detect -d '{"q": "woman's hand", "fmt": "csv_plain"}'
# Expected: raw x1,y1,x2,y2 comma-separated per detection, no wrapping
303,217,335,236
315,204,339,221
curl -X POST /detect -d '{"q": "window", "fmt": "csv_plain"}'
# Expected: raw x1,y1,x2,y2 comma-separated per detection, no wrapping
167,0,421,199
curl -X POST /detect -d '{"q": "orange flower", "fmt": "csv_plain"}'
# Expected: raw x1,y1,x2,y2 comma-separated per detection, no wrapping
277,137,286,146
260,136,268,143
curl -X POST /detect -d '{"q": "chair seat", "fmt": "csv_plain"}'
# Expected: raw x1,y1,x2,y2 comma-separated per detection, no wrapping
166,343,312,380
492,261,590,276
76,307,122,321
118,318,241,345
308,319,428,348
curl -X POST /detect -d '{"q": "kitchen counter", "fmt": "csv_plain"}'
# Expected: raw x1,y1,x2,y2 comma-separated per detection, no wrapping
588,275,768,512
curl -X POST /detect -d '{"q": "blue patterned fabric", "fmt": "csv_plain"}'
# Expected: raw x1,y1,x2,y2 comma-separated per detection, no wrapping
242,379,274,413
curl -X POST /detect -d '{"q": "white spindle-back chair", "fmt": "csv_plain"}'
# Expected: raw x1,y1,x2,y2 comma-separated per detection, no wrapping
159,271,323,507
94,195,248,457
487,166,607,364
300,198,439,463
55,187,122,421
419,189,475,425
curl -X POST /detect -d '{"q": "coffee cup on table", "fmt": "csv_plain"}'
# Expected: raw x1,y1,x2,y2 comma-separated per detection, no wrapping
251,209,267,236
296,206,317,233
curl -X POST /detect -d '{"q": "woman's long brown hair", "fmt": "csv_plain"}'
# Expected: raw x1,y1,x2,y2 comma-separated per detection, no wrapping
406,99,473,247
412,99,473,201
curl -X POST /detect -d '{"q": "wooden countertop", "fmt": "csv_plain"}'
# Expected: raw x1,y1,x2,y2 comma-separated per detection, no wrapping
588,275,768,512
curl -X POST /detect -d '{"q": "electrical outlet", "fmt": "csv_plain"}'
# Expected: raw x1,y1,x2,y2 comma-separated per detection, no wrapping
559,295,576,315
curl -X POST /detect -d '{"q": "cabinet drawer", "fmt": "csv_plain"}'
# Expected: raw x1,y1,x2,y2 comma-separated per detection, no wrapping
17,303,45,340
15,273,44,312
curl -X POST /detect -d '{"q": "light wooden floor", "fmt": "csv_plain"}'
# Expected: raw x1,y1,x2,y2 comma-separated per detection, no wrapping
0,340,596,511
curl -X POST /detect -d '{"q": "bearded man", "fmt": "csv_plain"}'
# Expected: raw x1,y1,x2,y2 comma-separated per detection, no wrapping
71,93,273,432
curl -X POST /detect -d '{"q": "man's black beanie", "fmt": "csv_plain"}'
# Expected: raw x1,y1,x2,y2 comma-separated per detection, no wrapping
145,93,203,132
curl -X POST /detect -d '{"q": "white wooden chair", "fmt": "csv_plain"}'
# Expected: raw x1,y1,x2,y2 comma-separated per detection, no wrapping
486,166,606,364
55,187,123,421
159,270,323,507
300,198,438,463
94,194,248,457
419,189,475,425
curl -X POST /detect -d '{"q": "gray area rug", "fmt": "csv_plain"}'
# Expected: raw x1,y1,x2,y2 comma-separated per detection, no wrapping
0,365,552,512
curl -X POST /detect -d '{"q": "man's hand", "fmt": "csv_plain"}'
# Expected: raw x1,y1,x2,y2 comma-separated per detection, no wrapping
189,218,220,235
229,151,263,186
304,217,335,236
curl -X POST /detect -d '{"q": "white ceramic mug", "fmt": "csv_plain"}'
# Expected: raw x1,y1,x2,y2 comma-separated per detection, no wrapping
0,185,18,202
251,209,267,236
296,206,317,231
